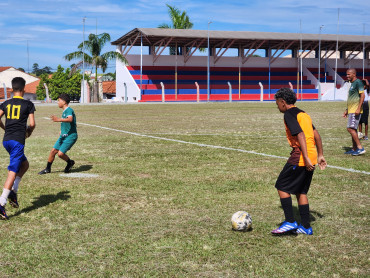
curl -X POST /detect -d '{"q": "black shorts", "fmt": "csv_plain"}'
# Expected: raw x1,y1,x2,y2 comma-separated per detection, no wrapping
359,102,369,125
275,163,314,194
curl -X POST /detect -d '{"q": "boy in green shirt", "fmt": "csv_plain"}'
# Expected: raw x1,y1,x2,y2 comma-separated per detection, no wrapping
39,94,77,174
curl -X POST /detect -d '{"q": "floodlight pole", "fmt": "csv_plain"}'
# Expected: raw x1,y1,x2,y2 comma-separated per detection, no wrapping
207,21,212,102
363,23,365,79
318,25,324,100
300,19,303,101
334,8,340,101
82,17,86,103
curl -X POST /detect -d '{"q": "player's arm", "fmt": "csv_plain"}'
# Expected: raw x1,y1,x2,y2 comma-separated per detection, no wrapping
297,131,315,171
51,115,73,122
27,113,36,137
313,129,326,170
0,109,5,130
355,92,365,116
355,82,365,115
0,110,4,131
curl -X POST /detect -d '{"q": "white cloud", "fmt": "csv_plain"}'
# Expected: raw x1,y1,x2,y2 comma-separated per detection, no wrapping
78,4,126,13
29,26,81,35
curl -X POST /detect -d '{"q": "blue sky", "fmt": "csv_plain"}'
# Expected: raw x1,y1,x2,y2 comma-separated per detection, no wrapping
0,0,369,73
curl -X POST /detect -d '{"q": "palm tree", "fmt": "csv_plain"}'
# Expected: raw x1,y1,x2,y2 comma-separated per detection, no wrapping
158,4,194,30
64,33,127,102
158,4,205,55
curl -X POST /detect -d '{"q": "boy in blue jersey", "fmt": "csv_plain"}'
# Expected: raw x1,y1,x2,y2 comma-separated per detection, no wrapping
0,77,36,219
38,94,77,175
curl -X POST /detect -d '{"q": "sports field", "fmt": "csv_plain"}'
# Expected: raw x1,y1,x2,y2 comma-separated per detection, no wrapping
0,101,368,277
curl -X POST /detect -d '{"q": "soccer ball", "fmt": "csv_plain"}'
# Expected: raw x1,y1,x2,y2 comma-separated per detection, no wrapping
231,211,252,231
358,131,364,139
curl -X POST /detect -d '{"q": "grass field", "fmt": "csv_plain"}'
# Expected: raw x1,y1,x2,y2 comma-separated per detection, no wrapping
0,101,368,277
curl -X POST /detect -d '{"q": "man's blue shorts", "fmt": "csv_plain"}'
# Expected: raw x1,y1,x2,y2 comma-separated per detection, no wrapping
53,133,78,154
3,140,27,173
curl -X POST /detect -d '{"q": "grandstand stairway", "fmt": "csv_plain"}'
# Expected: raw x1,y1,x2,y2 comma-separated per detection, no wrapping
128,66,319,102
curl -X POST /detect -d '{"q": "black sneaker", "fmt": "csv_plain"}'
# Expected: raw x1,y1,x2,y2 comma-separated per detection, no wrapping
0,205,9,220
64,160,75,173
38,168,51,175
8,190,19,208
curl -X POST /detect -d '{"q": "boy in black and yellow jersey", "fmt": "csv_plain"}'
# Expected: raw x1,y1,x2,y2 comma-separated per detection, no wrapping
0,77,36,219
272,88,326,235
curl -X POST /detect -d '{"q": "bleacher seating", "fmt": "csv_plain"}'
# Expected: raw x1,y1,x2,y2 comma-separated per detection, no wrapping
127,66,319,101
336,68,370,80
307,68,334,83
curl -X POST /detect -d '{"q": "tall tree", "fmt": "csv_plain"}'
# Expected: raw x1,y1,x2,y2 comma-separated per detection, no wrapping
64,33,127,102
158,4,204,54
158,4,194,30
36,65,86,101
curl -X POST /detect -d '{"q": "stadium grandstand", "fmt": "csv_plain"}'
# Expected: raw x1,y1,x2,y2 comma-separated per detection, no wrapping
111,28,370,102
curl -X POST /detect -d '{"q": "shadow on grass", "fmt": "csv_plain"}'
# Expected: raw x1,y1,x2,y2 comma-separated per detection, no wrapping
51,164,93,173
71,164,93,173
342,146,353,152
10,191,71,218
277,206,324,225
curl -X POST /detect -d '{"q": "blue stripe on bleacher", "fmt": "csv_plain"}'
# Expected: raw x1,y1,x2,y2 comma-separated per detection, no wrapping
130,70,299,76
142,89,318,95
136,80,312,85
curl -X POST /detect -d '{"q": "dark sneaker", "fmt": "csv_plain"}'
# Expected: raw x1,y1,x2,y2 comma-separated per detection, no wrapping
64,160,75,173
0,205,9,220
271,221,298,235
38,168,51,175
294,225,313,235
352,148,366,156
8,190,19,208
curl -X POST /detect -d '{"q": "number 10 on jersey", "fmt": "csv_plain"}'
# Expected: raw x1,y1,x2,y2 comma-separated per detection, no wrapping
6,104,21,120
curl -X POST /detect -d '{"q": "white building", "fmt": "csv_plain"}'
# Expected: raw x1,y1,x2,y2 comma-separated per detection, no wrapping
0,67,39,87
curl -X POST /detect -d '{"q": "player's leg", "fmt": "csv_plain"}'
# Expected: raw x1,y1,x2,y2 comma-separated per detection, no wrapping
346,114,363,153
57,151,75,173
358,123,363,133
272,163,298,234
38,148,58,174
295,194,313,235
294,169,314,235
8,159,29,208
58,135,77,173
347,128,362,150
271,190,298,234
1,141,26,217
364,109,369,139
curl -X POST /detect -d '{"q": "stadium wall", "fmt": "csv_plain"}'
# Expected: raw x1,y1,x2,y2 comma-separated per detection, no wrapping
116,53,368,102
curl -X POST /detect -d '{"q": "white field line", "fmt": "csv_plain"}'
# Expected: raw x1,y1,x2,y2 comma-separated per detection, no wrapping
43,118,370,175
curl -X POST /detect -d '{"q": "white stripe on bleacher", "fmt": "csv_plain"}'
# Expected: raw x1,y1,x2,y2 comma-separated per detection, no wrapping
44,118,370,175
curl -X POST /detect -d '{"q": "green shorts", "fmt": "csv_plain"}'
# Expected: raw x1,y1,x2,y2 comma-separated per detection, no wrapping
53,133,78,154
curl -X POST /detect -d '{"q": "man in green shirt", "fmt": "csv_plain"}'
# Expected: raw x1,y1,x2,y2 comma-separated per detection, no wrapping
343,69,365,156
39,94,78,174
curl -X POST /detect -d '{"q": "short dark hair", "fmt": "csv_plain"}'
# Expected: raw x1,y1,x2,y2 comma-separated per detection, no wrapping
58,93,70,104
347,68,356,75
274,87,297,104
11,77,26,92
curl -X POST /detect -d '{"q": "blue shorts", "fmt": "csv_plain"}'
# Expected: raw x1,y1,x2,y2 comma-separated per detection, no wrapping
3,140,27,173
53,133,78,154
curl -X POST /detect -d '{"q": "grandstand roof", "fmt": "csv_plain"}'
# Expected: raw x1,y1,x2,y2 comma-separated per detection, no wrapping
111,28,370,51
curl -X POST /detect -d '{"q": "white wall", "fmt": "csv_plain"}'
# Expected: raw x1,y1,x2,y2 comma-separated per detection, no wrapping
0,67,39,88
116,48,140,102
